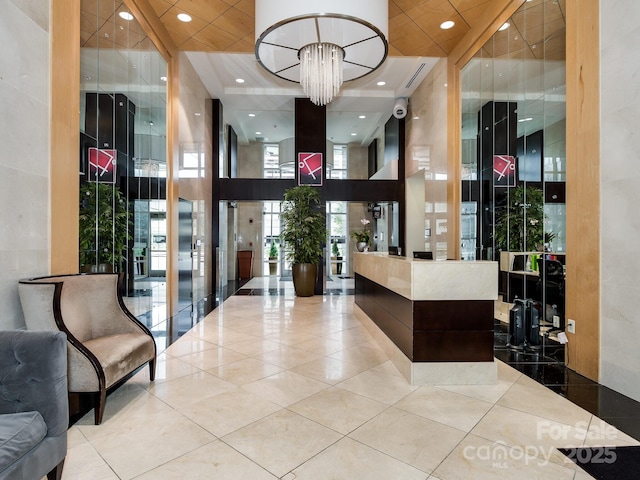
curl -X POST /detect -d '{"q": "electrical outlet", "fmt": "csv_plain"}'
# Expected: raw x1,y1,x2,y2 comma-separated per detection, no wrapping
553,315,560,328
567,319,576,334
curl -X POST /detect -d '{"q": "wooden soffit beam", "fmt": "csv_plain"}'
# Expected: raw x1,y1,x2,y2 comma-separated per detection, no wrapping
449,0,526,68
124,0,177,61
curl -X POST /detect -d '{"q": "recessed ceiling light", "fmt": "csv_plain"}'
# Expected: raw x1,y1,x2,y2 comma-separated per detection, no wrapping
119,11,134,21
351,133,357,136
413,116,420,120
256,131,262,135
235,78,245,84
499,22,510,31
359,115,366,119
518,117,533,122
376,81,386,86
194,112,201,116
440,20,455,30
177,13,192,22
248,113,256,117
160,76,167,82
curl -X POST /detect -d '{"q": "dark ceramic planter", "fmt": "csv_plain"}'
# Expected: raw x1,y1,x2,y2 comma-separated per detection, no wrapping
292,263,317,297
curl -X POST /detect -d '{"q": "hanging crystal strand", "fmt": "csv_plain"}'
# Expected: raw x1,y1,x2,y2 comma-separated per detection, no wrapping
300,43,344,106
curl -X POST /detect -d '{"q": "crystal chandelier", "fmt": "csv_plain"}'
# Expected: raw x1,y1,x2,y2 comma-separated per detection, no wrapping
299,43,344,106
255,0,388,106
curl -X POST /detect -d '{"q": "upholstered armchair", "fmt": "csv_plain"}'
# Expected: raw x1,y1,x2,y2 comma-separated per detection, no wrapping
18,273,156,425
0,330,68,480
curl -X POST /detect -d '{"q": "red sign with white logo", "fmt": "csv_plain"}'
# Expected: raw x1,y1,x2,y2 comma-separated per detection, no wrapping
298,152,323,186
493,155,516,187
88,148,117,183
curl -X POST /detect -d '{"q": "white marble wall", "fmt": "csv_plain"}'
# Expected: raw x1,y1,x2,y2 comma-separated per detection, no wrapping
599,0,640,402
178,53,213,303
0,0,50,329
406,58,449,258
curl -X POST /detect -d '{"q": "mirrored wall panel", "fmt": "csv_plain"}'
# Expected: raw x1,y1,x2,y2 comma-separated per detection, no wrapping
461,0,566,342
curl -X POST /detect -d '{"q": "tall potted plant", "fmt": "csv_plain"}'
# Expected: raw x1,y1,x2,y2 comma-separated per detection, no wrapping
79,182,130,272
280,186,328,296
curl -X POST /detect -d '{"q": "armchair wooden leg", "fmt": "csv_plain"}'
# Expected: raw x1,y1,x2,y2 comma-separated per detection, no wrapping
149,358,156,381
94,390,106,425
47,459,65,480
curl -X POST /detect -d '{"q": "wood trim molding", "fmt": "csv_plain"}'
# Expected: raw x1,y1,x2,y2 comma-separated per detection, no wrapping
565,0,600,380
165,55,180,317
446,59,461,259
51,0,80,274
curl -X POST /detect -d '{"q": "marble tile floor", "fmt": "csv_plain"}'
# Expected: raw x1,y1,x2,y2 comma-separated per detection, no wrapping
61,294,638,479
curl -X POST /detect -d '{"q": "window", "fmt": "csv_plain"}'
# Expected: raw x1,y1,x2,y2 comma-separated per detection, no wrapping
330,145,348,179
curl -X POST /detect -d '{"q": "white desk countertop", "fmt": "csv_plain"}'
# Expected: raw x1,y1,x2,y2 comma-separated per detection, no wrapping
353,252,498,301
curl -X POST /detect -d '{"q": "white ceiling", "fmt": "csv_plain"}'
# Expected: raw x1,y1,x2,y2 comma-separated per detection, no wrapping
186,51,440,145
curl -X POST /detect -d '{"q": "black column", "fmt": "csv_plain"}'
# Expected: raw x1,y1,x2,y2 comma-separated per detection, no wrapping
295,98,326,294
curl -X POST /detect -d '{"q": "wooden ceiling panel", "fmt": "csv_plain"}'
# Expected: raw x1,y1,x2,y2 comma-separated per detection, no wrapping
389,1,403,19
456,2,496,28
161,5,208,36
449,0,493,14
172,0,232,23
391,0,433,13
189,22,240,50
210,6,253,39
233,0,255,17
389,13,440,56
103,0,565,62
147,0,174,18
227,33,255,53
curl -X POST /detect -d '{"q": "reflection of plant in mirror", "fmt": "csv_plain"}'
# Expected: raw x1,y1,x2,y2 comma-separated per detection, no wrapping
494,185,551,252
79,183,130,270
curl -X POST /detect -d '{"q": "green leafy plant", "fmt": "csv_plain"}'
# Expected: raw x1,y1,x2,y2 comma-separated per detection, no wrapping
79,182,130,270
494,185,550,252
351,218,371,245
268,241,279,258
280,186,328,265
331,240,340,257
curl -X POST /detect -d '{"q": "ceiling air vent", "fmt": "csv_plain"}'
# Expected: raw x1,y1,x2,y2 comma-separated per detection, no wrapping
405,63,426,89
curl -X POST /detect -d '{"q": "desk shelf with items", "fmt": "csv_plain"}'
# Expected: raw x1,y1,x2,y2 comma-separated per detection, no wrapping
498,251,566,331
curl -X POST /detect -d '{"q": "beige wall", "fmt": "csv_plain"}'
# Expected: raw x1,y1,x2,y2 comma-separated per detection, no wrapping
406,58,450,259
237,142,264,178
0,0,51,329
348,143,369,179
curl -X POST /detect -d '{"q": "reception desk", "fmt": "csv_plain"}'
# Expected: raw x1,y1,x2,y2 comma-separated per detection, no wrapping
353,252,498,385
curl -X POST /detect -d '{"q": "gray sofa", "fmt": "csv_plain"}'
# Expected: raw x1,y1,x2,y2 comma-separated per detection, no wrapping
0,330,68,480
